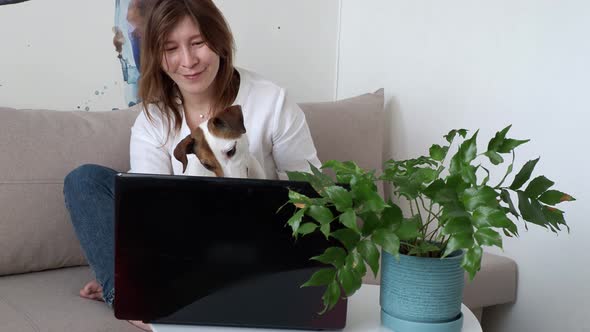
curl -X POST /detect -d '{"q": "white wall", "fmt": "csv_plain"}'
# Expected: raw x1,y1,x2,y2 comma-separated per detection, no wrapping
215,0,340,103
0,0,339,110
338,1,589,331
0,1,122,111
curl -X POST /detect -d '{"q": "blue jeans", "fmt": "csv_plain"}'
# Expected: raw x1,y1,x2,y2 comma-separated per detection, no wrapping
63,164,117,306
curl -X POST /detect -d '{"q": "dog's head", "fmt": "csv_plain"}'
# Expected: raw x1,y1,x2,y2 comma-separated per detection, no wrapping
173,105,250,178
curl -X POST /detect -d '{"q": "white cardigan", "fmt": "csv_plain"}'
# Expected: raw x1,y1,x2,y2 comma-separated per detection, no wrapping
129,68,321,179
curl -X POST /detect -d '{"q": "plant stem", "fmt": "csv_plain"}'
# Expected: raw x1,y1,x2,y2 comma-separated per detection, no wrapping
427,211,443,241
427,227,439,242
425,229,438,241
414,199,424,237
440,235,450,251
433,137,455,178
419,197,432,216
494,150,515,189
422,209,441,232
428,209,442,224
402,242,418,248
420,210,436,231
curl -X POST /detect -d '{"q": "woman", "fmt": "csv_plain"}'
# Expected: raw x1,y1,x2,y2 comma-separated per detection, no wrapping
63,0,320,330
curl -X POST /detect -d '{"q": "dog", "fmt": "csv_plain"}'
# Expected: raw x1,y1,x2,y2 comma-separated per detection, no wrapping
173,105,265,179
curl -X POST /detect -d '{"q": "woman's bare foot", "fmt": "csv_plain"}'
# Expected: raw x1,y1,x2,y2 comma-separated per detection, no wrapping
128,320,152,331
80,281,151,331
79,279,104,302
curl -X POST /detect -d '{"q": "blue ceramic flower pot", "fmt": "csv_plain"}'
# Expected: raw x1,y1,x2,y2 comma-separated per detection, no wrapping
380,250,465,331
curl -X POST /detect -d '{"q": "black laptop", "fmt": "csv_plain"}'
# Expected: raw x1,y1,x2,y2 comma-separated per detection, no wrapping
113,173,347,330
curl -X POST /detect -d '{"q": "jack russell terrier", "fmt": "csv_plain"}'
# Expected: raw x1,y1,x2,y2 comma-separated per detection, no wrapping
173,105,265,179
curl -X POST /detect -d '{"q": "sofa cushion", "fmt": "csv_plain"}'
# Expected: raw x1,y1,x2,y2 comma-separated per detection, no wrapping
0,107,141,183
462,252,518,309
0,266,137,332
0,107,140,276
300,89,385,174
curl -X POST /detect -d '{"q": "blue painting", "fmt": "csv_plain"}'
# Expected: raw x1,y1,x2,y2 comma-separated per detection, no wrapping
3,0,147,108
114,0,146,107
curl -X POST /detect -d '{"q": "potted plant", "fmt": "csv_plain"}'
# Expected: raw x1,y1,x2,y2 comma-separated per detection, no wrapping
284,126,574,331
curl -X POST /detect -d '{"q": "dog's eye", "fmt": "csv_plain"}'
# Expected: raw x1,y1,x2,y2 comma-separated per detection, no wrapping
226,145,237,158
201,162,214,171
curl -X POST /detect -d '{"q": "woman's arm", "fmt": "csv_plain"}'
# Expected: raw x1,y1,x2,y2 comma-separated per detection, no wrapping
129,107,173,174
271,89,321,180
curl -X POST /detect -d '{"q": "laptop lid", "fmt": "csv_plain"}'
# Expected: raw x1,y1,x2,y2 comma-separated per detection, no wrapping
113,173,347,330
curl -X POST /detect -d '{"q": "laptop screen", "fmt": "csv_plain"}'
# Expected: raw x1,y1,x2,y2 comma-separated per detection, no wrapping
113,173,347,330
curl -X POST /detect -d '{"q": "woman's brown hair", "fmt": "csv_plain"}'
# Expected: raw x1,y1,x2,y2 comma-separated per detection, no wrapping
138,0,239,137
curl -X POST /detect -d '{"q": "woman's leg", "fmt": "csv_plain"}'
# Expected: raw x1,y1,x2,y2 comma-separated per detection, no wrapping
63,164,118,306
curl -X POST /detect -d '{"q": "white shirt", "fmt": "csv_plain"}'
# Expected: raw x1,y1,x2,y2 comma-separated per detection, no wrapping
129,68,321,179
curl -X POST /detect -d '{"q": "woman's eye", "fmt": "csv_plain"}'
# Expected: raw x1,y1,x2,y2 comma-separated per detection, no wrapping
226,145,237,158
165,47,177,52
192,41,204,46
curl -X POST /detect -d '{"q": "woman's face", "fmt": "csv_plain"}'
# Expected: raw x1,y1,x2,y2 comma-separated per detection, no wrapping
161,16,220,103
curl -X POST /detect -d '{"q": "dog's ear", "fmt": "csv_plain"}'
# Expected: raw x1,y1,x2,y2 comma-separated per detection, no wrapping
208,105,246,139
191,127,224,177
173,134,195,173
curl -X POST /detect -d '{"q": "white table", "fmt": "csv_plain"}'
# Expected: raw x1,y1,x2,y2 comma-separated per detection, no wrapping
152,284,482,332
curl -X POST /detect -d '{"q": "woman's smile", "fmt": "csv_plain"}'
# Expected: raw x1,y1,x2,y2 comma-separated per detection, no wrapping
182,68,206,80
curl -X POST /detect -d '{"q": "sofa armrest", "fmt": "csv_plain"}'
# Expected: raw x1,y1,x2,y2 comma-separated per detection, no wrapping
463,252,518,310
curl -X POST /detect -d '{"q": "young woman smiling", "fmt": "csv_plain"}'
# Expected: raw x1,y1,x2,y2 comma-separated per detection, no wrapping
64,1,320,330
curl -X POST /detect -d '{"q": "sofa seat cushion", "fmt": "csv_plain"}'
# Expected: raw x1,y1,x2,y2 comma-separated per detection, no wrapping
0,266,136,332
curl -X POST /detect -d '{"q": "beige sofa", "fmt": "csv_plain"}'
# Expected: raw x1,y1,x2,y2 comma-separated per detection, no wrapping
0,90,517,331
